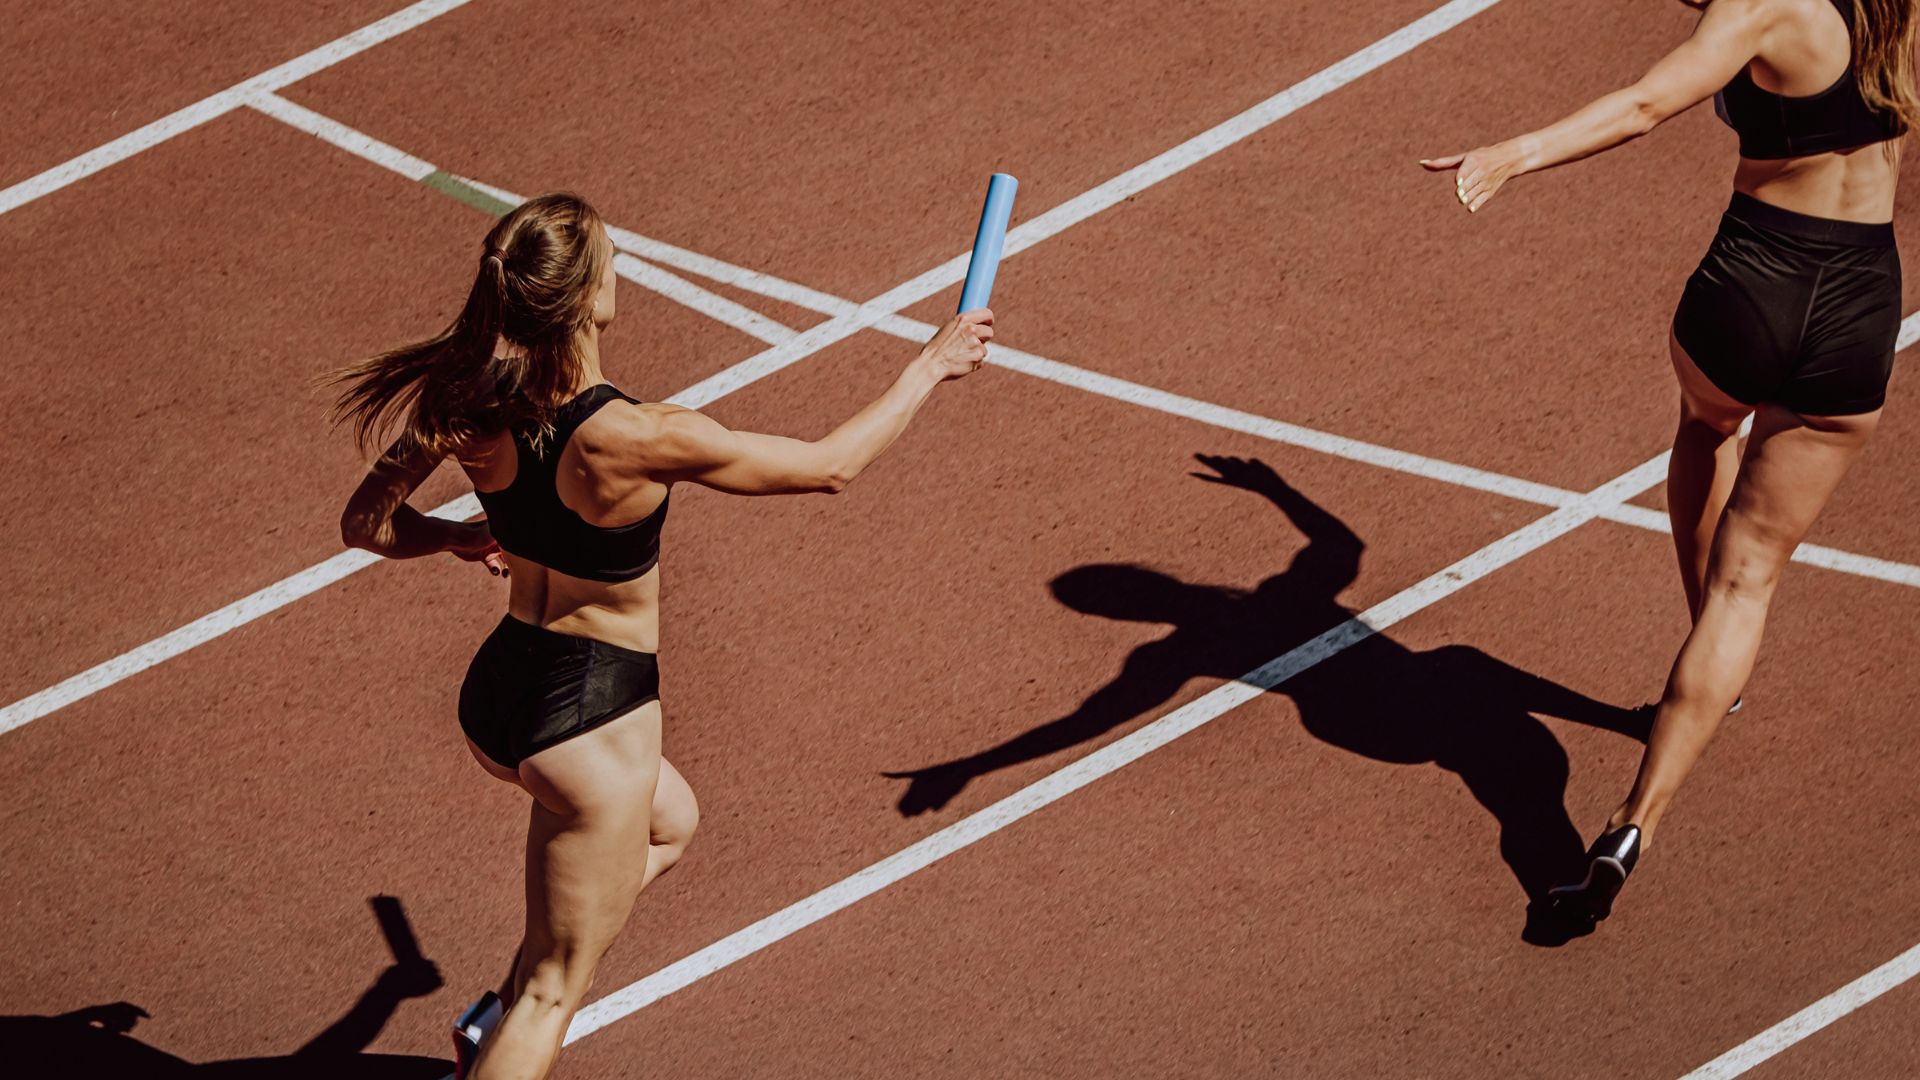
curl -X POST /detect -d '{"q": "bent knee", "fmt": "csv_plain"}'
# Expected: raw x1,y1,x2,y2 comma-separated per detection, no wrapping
1704,551,1783,606
518,955,600,1016
653,789,700,850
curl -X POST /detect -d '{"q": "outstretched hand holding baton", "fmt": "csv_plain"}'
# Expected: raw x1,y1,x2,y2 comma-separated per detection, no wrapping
918,173,1018,378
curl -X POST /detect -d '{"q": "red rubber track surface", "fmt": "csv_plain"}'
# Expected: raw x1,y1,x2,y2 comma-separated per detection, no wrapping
0,0,403,186
3,1,1916,1076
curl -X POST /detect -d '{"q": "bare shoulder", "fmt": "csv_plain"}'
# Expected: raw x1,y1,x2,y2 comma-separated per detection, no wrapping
573,399,726,474
1709,0,1806,30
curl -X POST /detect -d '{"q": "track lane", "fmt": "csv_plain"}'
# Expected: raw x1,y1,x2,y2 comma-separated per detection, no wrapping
552,521,1920,1079
923,0,1756,493
0,334,1528,1065
280,0,1453,302
0,110,770,704
0,0,406,189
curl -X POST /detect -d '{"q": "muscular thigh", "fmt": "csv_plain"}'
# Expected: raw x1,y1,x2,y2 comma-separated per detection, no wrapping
518,700,663,821
1718,404,1880,557
517,702,665,951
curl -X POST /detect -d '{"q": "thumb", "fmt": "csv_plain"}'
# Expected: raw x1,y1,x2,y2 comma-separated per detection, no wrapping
1419,153,1465,171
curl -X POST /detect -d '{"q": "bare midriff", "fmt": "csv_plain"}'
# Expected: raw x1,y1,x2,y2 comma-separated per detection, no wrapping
504,555,663,654
1734,139,1902,223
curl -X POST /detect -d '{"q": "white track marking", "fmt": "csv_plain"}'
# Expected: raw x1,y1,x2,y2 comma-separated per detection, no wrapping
0,499,472,738
1679,941,1920,1079
242,90,1920,590
564,452,1672,1041
6,0,1507,737
586,225,1920,591
611,253,794,346
443,158,1920,1080
1900,316,1920,353
245,91,435,180
0,0,473,216
995,0,1508,263
660,0,1520,407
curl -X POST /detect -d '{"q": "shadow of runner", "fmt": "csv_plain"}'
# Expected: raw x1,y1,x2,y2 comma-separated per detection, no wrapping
885,455,1649,945
3,896,452,1078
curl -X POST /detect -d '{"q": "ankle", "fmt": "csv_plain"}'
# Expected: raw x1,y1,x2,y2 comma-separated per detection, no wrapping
1606,804,1658,849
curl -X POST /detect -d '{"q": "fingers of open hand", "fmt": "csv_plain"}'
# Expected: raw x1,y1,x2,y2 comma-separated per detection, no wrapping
1419,153,1465,171
1457,168,1502,213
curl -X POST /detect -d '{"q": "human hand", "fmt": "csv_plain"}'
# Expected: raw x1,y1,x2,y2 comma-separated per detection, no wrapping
447,521,509,577
919,309,995,381
1421,140,1531,213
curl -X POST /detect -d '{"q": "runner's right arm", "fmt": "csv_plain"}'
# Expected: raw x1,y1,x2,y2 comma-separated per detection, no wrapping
615,310,993,496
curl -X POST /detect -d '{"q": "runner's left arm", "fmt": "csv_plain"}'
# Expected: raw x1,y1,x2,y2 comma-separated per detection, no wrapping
340,437,501,569
1422,0,1779,211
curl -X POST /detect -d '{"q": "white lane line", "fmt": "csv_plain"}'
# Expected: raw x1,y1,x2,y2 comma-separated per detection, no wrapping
565,452,1672,1041
611,253,795,346
245,91,435,181
589,224,1920,591
957,333,1920,589
7,0,1503,737
0,0,473,217
1679,941,1920,1079
258,0,1512,402
0,500,471,738
995,0,1507,263
665,0,1516,406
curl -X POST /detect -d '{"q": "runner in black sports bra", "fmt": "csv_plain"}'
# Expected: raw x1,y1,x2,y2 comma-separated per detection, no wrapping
461,383,668,768
1423,0,1914,933
1675,0,1907,417
337,190,992,1080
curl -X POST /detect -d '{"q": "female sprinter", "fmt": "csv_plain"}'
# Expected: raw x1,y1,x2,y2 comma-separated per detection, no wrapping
332,192,992,1077
1423,0,1914,923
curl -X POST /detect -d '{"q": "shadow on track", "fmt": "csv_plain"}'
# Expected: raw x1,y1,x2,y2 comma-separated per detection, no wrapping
3,896,451,1078
884,454,1649,945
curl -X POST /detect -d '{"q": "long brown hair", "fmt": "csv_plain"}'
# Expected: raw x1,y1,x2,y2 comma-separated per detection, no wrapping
1855,0,1920,133
330,192,609,456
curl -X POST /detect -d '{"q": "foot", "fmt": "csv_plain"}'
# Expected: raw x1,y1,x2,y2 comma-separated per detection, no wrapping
451,991,503,1080
882,764,971,816
1546,825,1642,923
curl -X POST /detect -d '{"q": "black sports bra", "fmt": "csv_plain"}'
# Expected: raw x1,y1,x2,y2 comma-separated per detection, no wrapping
473,383,668,582
1714,0,1905,159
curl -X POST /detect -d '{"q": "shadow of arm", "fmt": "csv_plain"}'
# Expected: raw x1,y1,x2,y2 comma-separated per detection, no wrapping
289,962,440,1059
1470,649,1650,741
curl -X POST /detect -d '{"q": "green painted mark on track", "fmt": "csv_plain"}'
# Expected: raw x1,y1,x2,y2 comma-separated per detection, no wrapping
423,170,513,215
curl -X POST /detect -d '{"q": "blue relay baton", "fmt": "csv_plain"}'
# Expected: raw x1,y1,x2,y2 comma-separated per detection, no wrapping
959,173,1018,312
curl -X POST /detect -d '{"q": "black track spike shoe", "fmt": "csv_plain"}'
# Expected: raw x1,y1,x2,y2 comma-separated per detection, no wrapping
452,991,503,1080
1547,824,1643,923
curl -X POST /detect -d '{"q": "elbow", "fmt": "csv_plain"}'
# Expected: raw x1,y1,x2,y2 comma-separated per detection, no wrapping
339,508,378,551
812,446,858,494
1626,95,1664,138
816,468,854,495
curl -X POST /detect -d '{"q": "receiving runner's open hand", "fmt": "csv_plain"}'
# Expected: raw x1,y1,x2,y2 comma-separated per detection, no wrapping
920,309,994,380
1421,141,1530,213
449,520,509,577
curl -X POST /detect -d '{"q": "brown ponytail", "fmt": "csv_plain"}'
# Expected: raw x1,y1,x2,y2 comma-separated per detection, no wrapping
330,192,609,457
1854,0,1920,134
